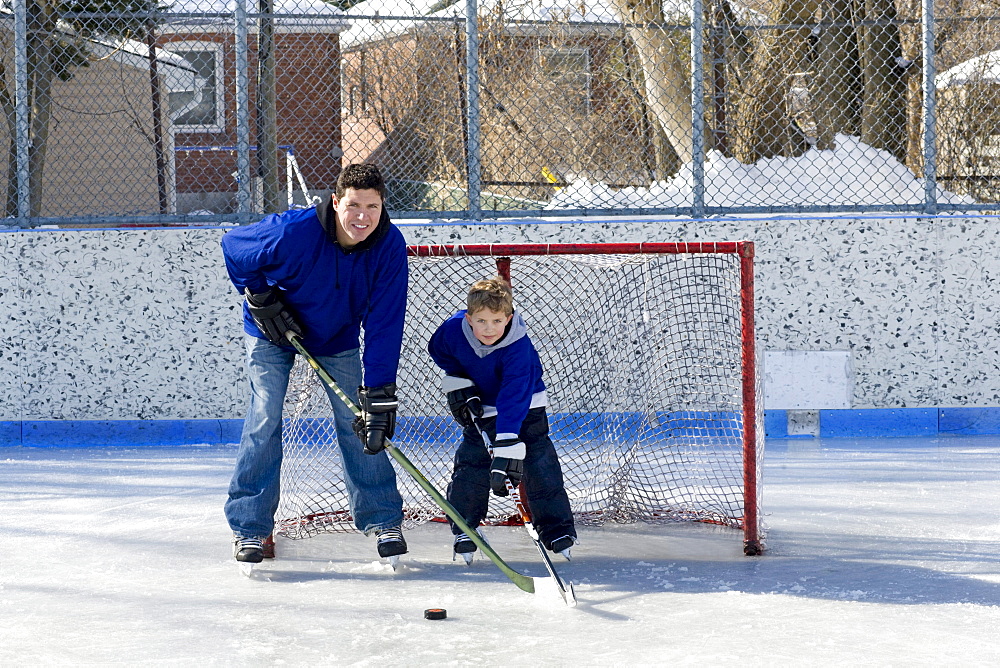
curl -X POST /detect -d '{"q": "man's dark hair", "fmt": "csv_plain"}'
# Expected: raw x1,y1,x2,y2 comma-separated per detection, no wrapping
336,163,386,201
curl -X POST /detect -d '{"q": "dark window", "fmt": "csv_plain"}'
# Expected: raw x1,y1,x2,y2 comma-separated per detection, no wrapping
169,45,222,130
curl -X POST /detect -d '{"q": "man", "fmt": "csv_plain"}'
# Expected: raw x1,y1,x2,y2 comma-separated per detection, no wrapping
221,163,407,564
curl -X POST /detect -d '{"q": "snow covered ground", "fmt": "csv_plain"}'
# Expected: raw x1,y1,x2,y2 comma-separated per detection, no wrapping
3,436,1000,665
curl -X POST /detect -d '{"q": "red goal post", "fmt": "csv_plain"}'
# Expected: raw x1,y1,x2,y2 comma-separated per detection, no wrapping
276,241,764,555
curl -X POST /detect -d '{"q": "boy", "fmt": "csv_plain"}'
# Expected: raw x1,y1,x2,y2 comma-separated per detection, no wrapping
427,276,577,561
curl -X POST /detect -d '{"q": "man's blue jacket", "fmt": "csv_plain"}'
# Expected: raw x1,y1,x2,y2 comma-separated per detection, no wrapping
221,197,408,387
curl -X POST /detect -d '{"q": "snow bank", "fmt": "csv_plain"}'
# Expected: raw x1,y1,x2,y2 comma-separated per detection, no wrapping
546,135,974,210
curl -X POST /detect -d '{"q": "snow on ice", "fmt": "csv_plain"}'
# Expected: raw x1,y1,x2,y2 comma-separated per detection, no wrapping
2,437,999,664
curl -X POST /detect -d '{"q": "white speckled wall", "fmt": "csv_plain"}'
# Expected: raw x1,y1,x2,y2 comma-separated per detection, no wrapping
1,229,245,420
2,215,998,420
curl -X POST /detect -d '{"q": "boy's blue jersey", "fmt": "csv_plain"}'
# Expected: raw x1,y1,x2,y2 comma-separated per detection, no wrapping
428,310,546,438
221,203,408,387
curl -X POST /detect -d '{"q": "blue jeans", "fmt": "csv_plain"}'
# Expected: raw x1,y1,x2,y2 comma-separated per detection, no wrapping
447,407,576,548
225,335,404,538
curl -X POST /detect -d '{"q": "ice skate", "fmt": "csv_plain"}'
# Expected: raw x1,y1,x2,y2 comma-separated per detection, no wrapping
234,535,265,576
549,535,576,561
453,529,487,565
375,526,407,568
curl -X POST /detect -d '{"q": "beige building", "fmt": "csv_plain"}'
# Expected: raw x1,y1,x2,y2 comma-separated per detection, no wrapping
0,21,199,219
338,0,655,211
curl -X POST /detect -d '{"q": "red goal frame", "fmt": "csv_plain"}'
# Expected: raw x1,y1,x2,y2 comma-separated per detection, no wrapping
407,242,762,555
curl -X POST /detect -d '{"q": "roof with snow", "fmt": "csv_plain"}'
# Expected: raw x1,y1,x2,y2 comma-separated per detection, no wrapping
937,50,1000,88
162,0,349,31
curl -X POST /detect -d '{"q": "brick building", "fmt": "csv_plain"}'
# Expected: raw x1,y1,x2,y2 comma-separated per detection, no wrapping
159,0,349,214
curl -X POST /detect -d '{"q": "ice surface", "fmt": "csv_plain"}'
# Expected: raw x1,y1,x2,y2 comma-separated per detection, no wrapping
2,437,1000,664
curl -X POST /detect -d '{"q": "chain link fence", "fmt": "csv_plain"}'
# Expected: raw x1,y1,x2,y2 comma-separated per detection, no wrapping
2,0,1000,226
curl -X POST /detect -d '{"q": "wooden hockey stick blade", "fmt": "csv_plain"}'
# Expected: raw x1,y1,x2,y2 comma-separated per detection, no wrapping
286,333,537,595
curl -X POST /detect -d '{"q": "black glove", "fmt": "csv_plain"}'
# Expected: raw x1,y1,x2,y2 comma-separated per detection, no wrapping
489,437,525,496
244,287,303,345
353,384,398,455
447,385,483,429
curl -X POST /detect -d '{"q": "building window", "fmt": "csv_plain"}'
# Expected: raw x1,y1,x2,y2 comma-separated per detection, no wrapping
539,47,591,115
348,85,363,116
168,42,224,131
343,49,370,118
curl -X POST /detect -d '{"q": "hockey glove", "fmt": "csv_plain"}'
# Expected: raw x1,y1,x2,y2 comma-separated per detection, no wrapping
353,384,398,455
489,437,525,497
447,385,484,429
244,287,303,345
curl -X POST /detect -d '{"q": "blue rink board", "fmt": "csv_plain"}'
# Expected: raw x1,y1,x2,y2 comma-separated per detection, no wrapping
4,407,1000,446
0,411,742,447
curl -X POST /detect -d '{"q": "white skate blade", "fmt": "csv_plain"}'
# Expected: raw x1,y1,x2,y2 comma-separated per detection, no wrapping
238,561,255,577
387,555,401,570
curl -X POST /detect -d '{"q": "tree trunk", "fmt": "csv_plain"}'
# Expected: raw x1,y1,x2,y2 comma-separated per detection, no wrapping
24,0,60,218
620,33,676,180
730,0,817,163
610,0,693,164
2,54,19,218
708,0,752,158
859,0,907,162
812,0,861,150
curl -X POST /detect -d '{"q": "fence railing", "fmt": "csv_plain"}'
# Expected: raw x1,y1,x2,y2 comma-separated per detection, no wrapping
3,0,1000,227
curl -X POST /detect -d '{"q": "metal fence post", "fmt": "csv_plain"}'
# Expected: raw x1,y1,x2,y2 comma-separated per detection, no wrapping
691,0,706,218
922,0,937,215
13,0,31,227
256,0,280,214
465,0,482,220
235,0,253,223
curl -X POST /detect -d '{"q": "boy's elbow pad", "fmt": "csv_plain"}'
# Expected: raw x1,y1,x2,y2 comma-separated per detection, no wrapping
442,375,476,393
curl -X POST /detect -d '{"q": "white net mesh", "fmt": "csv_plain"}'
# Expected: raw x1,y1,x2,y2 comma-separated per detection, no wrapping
276,244,763,549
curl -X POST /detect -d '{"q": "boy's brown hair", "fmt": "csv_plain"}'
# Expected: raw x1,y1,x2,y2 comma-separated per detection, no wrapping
336,163,386,201
467,276,514,316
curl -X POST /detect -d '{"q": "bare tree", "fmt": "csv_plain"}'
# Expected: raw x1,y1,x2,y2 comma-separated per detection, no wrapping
729,0,817,162
2,0,165,218
609,0,693,163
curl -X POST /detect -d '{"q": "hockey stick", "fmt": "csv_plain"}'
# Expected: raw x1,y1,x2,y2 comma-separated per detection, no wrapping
284,332,539,595
473,418,577,607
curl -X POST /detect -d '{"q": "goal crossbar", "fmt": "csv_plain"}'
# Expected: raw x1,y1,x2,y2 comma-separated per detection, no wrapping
408,241,750,257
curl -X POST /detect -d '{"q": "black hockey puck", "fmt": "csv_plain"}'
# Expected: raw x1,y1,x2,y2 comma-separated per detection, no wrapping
423,608,447,620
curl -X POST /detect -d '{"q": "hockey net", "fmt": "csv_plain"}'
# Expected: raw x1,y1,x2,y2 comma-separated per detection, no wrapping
275,242,763,554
